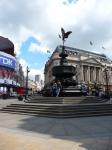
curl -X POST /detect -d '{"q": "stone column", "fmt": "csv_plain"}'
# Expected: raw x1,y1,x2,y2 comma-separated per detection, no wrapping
98,68,101,83
87,66,90,82
100,68,102,83
94,67,96,82
85,66,88,82
80,65,83,82
83,65,85,82
90,67,91,82
90,66,94,82
83,65,87,82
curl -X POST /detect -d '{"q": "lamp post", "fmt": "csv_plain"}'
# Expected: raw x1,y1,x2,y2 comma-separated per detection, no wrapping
103,65,110,99
25,66,30,99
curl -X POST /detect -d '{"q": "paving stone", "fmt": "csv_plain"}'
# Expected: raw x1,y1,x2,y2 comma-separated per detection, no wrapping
0,98,112,150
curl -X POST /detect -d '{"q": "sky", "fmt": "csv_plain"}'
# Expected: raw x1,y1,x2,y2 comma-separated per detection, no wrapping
0,0,112,80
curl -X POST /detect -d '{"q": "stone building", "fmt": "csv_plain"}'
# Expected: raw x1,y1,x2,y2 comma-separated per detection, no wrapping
35,74,41,82
28,79,37,93
15,61,24,87
0,36,18,96
44,45,112,92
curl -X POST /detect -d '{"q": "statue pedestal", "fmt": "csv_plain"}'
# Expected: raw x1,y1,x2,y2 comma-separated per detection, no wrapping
52,65,82,97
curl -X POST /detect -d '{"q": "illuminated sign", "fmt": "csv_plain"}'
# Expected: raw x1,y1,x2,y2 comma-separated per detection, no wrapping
0,54,16,69
0,79,17,86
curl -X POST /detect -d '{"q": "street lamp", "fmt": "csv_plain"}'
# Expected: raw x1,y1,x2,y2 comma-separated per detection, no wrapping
103,65,110,99
25,66,30,99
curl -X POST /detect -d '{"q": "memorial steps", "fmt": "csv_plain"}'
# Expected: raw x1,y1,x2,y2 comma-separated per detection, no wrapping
1,96,112,118
25,96,107,104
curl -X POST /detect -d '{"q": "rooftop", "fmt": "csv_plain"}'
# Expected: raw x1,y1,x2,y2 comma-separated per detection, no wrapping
56,45,107,58
0,36,14,56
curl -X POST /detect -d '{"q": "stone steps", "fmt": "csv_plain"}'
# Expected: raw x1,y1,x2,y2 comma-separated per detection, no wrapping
26,96,106,104
1,102,112,118
0,96,110,118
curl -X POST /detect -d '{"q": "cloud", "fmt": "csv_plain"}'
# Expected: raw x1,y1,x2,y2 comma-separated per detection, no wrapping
28,42,50,54
0,0,112,80
0,0,111,54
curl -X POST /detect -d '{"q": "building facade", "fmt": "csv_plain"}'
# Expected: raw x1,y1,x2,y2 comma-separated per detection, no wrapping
0,36,18,96
0,36,24,97
35,74,44,91
15,60,24,87
35,75,41,82
0,51,17,88
28,79,37,93
44,45,112,92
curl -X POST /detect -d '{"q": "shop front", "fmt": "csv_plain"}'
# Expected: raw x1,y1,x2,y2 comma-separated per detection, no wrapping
0,51,19,98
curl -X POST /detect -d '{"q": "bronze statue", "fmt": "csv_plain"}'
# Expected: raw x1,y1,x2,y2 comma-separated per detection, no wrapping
58,28,72,65
59,28,72,45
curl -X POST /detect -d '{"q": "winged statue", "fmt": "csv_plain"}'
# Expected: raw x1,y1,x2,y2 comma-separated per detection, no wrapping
59,28,72,43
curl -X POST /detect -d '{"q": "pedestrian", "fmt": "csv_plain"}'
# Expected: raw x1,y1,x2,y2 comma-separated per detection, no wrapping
51,81,57,97
56,80,62,97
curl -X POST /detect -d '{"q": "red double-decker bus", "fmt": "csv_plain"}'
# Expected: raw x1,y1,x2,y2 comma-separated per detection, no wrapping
16,87,33,100
16,87,26,100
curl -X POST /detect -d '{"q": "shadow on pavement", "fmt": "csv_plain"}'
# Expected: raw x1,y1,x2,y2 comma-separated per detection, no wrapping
17,115,112,149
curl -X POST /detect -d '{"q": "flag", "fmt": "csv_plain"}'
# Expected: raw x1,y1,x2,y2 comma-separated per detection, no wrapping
7,70,11,79
5,70,8,78
7,70,10,78
102,46,106,49
90,41,93,46
1,68,5,78
0,69,2,77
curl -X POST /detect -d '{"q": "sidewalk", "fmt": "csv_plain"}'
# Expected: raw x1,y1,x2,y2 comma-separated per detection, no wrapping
0,98,24,109
0,98,112,150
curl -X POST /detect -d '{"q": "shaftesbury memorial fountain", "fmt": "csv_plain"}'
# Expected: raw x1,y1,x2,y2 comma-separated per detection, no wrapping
52,28,81,96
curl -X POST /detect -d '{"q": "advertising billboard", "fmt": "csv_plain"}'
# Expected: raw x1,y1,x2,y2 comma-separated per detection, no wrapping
0,51,16,69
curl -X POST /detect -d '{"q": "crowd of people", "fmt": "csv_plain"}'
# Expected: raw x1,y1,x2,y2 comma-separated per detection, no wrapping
43,80,108,98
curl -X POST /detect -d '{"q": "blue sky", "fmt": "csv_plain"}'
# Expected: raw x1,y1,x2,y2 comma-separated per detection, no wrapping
0,0,112,80
65,0,78,4
20,37,49,70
